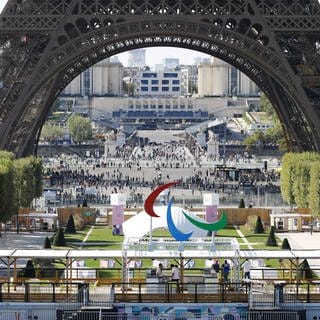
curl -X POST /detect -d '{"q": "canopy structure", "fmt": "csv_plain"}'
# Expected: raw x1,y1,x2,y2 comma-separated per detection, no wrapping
0,248,318,285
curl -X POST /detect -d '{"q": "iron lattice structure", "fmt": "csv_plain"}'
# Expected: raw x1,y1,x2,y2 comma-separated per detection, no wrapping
0,0,320,156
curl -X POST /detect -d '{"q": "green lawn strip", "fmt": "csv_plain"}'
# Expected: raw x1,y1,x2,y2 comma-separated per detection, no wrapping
239,225,282,250
216,226,245,243
54,223,290,280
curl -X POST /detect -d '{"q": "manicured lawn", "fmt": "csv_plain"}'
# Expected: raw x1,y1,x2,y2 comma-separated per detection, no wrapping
58,223,287,274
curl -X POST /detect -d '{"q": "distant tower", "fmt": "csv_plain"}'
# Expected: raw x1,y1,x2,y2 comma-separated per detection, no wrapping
163,58,180,70
104,131,116,157
196,129,206,147
128,49,146,68
207,131,220,160
116,127,126,147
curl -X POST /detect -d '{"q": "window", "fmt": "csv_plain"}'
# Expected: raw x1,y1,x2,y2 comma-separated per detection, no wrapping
151,105,156,109
180,104,185,109
141,80,148,85
141,87,148,91
172,87,180,91
158,105,163,109
143,105,148,109
142,72,157,78
162,80,169,84
172,80,180,85
151,87,159,92
164,72,178,78
173,105,178,109
151,79,159,84
162,87,169,91
165,105,171,109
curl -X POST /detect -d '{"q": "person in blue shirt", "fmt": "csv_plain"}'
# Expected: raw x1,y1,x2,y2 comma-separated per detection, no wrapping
222,260,230,282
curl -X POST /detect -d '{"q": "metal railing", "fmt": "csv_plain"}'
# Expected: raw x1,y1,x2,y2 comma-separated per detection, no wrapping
0,280,319,305
58,310,301,320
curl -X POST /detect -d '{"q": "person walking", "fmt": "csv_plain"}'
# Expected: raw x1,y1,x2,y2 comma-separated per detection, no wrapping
242,259,251,280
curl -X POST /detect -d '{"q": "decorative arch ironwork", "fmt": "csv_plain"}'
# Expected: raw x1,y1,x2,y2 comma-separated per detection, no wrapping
0,0,320,156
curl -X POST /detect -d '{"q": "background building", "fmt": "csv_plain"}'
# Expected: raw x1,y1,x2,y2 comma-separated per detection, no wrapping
137,70,182,96
63,58,123,97
128,49,146,68
198,58,259,97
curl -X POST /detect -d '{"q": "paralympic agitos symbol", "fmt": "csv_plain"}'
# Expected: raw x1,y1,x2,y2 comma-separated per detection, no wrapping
144,181,227,241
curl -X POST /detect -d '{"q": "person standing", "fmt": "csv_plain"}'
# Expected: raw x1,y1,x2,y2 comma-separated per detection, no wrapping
242,259,251,280
156,263,165,283
212,259,220,274
170,264,180,282
222,260,230,282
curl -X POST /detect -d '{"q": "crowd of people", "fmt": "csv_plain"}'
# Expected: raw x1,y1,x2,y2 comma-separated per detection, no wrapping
40,139,282,208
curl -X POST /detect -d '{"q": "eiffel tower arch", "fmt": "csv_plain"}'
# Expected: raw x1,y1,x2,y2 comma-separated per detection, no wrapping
0,0,320,157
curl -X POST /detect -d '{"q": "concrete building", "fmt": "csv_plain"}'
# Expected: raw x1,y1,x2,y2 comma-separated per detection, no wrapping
63,58,123,96
137,70,182,96
128,49,146,68
163,58,180,70
198,58,259,97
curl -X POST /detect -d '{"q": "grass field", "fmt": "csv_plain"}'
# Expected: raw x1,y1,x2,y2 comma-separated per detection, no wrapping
59,223,284,270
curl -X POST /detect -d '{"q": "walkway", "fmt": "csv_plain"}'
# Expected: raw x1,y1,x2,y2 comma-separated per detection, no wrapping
277,232,320,269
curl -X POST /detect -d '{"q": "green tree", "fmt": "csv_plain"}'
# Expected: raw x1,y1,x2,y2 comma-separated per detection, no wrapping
281,238,291,250
65,215,76,234
254,216,265,234
280,153,296,207
266,226,278,246
238,198,245,208
0,154,16,232
243,130,265,151
40,124,65,143
309,161,320,217
14,156,43,209
67,114,92,145
43,236,52,249
297,259,315,280
22,259,36,278
292,160,311,208
259,93,274,116
53,227,66,246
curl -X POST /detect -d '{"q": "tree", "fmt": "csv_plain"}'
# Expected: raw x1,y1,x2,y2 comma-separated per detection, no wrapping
53,227,66,246
82,198,88,207
40,124,65,143
43,236,52,249
281,238,291,250
23,260,36,278
65,215,76,234
266,226,278,246
0,154,16,225
280,153,296,207
243,130,265,151
292,160,311,208
13,156,43,209
309,161,320,216
297,259,315,280
254,216,265,234
238,198,245,208
67,114,92,145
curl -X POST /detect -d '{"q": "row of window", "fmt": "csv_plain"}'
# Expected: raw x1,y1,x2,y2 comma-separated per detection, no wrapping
141,79,180,85
128,104,194,110
141,86,180,92
142,72,179,78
